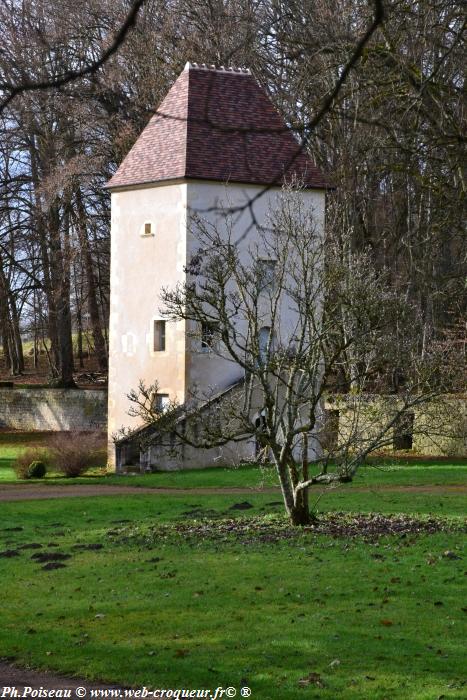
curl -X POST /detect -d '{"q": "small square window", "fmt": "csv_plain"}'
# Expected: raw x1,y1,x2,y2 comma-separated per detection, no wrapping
153,393,169,412
153,320,166,352
142,221,154,236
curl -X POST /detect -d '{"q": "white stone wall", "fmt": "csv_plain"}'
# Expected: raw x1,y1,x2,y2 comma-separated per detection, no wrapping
185,181,325,397
108,182,188,460
108,177,325,468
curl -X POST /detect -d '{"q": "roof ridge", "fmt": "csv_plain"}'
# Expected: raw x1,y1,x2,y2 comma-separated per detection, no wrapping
184,61,251,75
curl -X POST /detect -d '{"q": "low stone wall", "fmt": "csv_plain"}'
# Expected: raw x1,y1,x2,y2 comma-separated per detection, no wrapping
326,395,467,458
0,387,107,432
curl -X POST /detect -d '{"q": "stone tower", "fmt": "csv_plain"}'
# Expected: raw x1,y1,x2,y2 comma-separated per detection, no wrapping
106,63,327,469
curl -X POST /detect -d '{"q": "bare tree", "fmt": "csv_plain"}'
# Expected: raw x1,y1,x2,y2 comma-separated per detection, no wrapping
0,0,147,115
121,190,461,525
0,0,464,392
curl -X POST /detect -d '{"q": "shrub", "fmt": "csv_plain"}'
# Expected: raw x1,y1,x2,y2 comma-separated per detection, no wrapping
13,448,50,480
49,431,106,478
27,460,46,479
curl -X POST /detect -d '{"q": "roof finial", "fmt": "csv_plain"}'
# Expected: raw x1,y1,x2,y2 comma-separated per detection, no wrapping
184,62,251,75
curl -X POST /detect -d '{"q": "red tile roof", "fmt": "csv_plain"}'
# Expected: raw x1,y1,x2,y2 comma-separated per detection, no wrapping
106,63,327,190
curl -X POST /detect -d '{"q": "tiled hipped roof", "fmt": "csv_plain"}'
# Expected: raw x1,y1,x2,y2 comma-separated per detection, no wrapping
106,63,327,190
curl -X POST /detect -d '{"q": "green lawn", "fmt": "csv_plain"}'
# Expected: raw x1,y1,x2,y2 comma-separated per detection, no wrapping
1,433,466,696
0,493,465,698
1,431,466,490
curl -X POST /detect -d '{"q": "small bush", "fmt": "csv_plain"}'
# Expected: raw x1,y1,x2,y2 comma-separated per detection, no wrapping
49,431,106,478
27,460,46,479
14,448,50,480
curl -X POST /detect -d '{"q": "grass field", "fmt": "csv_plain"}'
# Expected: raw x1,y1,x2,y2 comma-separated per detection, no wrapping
0,432,466,697
0,496,465,698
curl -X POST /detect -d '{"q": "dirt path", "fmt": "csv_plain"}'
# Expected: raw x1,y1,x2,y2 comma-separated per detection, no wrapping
0,484,280,500
0,482,466,501
0,660,122,692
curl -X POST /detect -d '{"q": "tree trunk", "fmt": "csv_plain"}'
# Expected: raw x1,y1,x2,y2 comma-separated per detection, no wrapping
290,486,314,526
75,187,108,371
274,452,314,526
0,255,22,375
289,499,313,526
76,304,84,369
55,203,75,387
9,289,24,373
29,141,60,377
0,268,12,372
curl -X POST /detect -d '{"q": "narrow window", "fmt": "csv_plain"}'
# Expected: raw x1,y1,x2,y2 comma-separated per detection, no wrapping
258,326,272,363
153,320,166,352
257,259,277,293
393,412,414,450
153,393,169,412
201,322,217,352
144,222,152,235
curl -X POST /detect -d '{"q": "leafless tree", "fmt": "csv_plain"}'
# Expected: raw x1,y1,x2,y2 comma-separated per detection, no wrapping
0,0,464,392
0,0,147,115
122,191,462,525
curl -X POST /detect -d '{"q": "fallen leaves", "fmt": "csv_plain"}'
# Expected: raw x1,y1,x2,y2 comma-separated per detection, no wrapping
108,512,463,547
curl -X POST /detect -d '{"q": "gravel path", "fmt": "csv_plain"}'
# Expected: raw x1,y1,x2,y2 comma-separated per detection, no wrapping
0,483,465,501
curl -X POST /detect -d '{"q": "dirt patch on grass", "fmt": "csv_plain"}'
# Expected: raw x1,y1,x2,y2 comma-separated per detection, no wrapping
0,660,122,691
41,562,67,571
109,512,465,546
31,552,71,563
0,483,466,502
